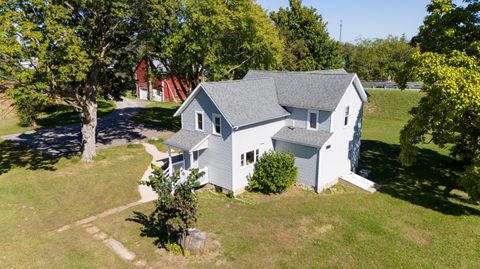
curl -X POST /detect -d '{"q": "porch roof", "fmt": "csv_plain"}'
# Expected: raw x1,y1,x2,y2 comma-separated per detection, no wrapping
272,126,333,149
163,129,209,152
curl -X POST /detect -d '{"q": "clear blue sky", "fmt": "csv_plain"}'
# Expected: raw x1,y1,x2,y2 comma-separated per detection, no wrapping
256,0,458,43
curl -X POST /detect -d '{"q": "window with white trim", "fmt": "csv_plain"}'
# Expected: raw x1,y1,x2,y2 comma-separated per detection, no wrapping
344,105,350,126
241,149,260,167
307,110,318,130
195,111,204,131
212,113,221,135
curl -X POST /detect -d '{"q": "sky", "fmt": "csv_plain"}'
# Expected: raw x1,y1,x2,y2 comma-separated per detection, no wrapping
256,0,438,43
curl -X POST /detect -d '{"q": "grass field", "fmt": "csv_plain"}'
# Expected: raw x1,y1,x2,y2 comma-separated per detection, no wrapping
1,89,479,268
132,101,180,131
0,99,115,136
0,144,150,268
92,89,479,268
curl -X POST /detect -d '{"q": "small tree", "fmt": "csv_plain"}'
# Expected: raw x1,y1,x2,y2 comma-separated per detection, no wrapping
249,151,298,194
141,165,204,255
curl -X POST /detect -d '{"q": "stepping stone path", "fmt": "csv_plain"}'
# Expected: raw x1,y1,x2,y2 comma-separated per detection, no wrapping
55,143,169,266
82,223,139,262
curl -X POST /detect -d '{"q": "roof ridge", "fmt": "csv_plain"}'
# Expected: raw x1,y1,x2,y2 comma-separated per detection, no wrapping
201,77,273,86
248,70,353,76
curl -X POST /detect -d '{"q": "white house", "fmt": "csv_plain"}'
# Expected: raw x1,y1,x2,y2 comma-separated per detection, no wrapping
163,69,369,195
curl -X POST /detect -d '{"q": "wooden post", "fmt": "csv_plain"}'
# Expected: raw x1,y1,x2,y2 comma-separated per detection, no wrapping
168,147,173,177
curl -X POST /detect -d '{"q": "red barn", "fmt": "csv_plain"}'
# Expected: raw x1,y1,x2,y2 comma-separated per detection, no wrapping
134,57,190,102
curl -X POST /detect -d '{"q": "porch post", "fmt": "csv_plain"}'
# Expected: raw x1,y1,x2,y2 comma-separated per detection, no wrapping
189,151,194,169
168,147,173,177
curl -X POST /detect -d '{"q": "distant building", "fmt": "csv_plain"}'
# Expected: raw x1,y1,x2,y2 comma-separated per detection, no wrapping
134,57,190,102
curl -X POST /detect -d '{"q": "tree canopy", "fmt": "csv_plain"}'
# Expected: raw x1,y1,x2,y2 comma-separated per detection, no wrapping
343,36,416,81
270,0,341,71
411,0,480,56
399,0,480,200
144,0,284,89
0,0,137,161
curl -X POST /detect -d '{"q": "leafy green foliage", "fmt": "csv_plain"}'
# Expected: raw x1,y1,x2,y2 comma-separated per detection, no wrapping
400,0,480,200
411,0,480,56
0,0,137,160
462,156,480,201
249,151,298,194
141,165,204,254
400,51,480,164
343,36,416,81
270,0,341,71
143,0,283,88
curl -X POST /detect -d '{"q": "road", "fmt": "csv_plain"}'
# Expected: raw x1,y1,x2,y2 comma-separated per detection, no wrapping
1,98,172,157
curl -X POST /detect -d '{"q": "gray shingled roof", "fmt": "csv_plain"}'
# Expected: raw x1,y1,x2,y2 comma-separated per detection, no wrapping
200,78,290,128
244,70,356,111
163,129,208,151
272,126,333,148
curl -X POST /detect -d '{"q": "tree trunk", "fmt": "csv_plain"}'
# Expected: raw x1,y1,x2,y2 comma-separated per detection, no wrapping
80,70,98,162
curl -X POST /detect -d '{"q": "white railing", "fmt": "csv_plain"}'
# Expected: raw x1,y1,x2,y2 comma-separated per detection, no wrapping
177,167,209,186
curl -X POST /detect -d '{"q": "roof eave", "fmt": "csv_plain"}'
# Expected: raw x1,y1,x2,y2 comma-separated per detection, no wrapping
233,112,291,129
271,136,323,149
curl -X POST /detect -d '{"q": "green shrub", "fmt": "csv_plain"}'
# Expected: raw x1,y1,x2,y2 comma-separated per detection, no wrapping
248,151,297,194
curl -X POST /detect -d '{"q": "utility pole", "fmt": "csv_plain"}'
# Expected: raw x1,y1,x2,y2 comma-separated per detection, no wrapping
339,20,343,43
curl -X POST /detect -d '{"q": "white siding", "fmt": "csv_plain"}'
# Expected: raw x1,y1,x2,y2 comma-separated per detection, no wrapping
318,82,364,188
285,106,331,131
275,141,319,187
232,118,286,192
181,89,233,190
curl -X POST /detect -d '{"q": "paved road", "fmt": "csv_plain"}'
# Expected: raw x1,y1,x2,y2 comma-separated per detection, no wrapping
2,98,172,157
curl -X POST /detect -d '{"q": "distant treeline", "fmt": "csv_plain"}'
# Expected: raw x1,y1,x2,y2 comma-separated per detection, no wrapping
341,36,417,82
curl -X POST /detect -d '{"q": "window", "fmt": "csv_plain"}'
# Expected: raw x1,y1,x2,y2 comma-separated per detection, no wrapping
241,149,260,167
195,111,204,131
344,105,350,126
193,150,199,162
307,110,318,130
212,113,221,135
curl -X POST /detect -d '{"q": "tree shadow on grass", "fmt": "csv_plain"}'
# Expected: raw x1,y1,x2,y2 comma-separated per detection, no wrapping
359,140,479,216
0,140,59,175
126,211,172,249
132,104,181,132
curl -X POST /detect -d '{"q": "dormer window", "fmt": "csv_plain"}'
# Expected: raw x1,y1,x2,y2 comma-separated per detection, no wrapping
307,110,318,130
344,105,350,126
195,111,204,131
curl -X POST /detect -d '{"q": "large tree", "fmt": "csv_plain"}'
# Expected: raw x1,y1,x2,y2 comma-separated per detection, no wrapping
399,0,480,199
144,0,283,90
411,0,480,56
270,0,341,71
342,36,416,81
0,0,137,161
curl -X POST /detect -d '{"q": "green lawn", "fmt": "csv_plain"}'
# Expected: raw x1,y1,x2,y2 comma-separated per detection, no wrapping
0,144,150,268
1,89,479,268
0,99,115,136
132,101,181,131
91,89,479,268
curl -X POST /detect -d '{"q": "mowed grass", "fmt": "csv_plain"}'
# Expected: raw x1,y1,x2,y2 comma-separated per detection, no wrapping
0,144,150,268
0,98,115,136
90,89,480,268
132,101,180,131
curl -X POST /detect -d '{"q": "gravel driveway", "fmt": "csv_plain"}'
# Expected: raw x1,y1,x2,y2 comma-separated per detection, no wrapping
2,98,172,157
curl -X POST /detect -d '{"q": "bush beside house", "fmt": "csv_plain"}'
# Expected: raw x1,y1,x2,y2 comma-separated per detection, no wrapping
249,151,298,194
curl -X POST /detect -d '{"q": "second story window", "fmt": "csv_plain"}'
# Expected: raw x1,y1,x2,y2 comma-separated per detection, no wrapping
212,113,221,135
344,105,350,126
307,110,318,130
195,111,204,131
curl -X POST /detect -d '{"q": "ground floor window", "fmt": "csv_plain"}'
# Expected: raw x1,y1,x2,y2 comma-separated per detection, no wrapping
241,149,260,167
